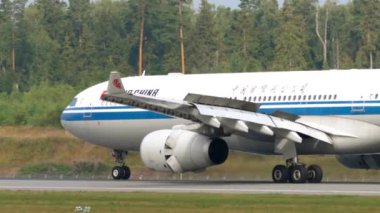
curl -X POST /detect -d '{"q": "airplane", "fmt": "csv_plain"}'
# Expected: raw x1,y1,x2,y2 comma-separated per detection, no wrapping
61,69,380,183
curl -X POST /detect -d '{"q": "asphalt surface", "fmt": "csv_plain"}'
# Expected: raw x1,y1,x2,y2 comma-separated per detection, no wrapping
0,179,380,195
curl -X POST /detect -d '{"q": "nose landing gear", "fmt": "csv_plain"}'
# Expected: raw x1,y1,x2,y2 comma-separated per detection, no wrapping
111,165,131,180
111,150,131,180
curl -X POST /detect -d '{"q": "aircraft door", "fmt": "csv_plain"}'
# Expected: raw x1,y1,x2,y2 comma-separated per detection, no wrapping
351,95,365,113
83,103,93,119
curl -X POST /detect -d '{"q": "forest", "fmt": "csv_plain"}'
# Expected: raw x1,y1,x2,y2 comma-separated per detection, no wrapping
0,0,379,126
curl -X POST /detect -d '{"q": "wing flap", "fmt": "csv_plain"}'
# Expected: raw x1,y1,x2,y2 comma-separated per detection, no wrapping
194,104,275,127
194,103,332,144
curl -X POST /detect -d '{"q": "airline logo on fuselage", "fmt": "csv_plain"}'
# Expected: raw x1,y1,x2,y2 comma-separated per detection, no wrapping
113,79,122,89
126,89,160,97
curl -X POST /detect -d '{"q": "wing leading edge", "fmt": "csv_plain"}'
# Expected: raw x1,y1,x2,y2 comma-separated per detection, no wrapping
102,71,332,145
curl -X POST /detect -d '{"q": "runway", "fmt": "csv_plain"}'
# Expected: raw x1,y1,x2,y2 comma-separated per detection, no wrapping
0,179,380,195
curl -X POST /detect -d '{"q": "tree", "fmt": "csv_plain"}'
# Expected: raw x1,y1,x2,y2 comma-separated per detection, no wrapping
1,0,378,97
67,0,98,84
187,0,217,73
236,0,260,71
0,0,14,88
328,2,353,69
253,0,278,70
68,0,91,49
35,0,67,43
23,4,61,84
272,0,309,71
12,0,31,91
223,0,278,72
315,0,334,69
213,6,234,72
0,0,31,92
92,0,131,75
353,0,380,69
126,0,183,75
149,0,182,73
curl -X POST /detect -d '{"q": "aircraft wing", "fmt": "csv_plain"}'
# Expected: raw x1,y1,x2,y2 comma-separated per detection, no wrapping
102,71,332,144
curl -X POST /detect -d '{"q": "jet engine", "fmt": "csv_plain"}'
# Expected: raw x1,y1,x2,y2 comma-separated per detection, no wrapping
140,129,229,173
336,154,380,169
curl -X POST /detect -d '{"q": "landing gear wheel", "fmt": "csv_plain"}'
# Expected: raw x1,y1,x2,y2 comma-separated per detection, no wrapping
122,166,131,180
272,165,289,183
289,165,308,183
111,150,131,181
112,166,125,180
307,165,323,183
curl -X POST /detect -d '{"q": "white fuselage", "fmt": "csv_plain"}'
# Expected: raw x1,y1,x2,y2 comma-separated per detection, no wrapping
61,69,380,155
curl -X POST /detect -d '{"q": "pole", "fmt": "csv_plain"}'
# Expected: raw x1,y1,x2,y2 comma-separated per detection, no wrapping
138,3,145,76
12,28,15,71
178,0,186,74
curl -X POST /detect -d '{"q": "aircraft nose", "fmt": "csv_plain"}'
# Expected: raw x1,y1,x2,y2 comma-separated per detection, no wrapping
60,107,68,129
60,106,77,138
61,97,78,130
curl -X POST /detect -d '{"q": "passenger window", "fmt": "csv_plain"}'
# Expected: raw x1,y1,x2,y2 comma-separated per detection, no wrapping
268,96,272,101
253,97,257,101
258,97,262,101
313,95,317,100
248,97,252,102
273,96,277,101
308,95,312,100
334,94,337,100
375,94,378,99
263,96,267,101
328,95,332,100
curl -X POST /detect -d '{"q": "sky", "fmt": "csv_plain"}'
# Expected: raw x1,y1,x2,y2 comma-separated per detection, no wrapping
193,0,350,10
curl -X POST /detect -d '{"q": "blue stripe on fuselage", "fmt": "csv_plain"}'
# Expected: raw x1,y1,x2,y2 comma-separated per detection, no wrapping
61,110,171,121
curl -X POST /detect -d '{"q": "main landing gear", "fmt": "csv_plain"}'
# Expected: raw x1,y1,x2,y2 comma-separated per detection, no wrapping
272,133,323,183
111,150,131,180
272,157,323,183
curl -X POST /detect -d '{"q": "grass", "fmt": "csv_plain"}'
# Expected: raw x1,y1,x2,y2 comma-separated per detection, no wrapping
0,126,380,181
0,126,114,176
0,191,379,213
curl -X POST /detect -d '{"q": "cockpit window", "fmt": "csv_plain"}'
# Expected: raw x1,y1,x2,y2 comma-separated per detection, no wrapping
69,98,78,107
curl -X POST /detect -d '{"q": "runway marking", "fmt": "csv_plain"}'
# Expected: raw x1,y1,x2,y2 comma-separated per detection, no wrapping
1,183,380,195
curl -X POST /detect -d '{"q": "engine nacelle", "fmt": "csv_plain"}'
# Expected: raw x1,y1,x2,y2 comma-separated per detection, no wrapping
140,129,229,173
336,154,380,169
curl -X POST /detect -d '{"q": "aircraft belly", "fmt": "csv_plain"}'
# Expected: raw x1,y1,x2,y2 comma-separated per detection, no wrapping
225,135,336,155
225,135,274,154
62,118,186,151
338,115,380,126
